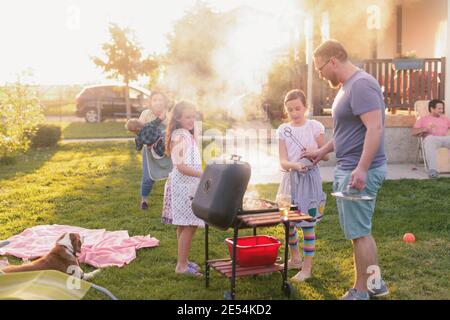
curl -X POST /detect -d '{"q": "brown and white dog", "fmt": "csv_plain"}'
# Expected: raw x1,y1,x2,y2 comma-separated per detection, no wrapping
1,233,100,280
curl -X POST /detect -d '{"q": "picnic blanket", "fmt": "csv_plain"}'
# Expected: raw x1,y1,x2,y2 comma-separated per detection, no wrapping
0,225,159,268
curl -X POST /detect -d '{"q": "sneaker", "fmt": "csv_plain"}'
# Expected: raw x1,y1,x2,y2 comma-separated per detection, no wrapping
428,170,439,179
368,280,390,298
340,288,369,300
140,201,149,210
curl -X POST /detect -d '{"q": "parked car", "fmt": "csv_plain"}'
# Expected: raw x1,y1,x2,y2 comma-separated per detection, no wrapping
75,84,151,123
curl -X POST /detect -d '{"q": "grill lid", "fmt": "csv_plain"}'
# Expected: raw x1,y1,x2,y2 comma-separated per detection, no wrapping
192,155,251,230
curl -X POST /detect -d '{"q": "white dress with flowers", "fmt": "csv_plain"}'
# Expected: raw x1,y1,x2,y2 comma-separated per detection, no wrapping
162,129,204,227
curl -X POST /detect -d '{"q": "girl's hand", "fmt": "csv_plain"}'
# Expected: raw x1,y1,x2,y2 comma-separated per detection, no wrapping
294,163,308,173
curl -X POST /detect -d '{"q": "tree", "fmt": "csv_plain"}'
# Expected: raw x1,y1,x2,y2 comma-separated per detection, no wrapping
92,23,159,119
0,74,43,161
264,58,294,125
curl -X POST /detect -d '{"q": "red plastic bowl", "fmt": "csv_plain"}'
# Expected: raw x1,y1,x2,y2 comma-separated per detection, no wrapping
225,235,281,267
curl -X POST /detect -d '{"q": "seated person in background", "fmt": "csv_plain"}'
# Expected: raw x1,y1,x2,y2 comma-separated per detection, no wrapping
126,117,166,158
412,99,450,178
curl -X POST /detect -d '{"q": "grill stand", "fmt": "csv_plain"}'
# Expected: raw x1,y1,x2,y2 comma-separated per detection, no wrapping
204,211,312,300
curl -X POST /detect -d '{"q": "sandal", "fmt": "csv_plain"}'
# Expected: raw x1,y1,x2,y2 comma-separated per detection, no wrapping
140,201,149,210
176,265,203,277
188,261,200,271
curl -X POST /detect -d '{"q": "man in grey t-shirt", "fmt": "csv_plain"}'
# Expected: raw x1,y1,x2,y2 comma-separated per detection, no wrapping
305,40,389,300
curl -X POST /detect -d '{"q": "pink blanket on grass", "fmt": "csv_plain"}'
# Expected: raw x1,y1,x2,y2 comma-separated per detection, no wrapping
0,225,159,268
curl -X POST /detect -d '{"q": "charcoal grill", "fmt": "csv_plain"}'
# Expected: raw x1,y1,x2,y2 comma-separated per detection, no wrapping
192,155,312,300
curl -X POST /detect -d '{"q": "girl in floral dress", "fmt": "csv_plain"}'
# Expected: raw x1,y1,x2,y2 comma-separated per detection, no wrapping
162,101,204,276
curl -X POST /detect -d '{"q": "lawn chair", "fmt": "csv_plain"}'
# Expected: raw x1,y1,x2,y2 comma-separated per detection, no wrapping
414,100,450,173
0,270,118,300
414,100,430,170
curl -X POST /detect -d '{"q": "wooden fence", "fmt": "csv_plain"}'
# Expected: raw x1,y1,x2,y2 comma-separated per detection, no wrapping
291,58,446,115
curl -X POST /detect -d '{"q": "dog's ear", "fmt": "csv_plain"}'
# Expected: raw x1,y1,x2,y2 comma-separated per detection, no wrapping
69,233,82,254
57,233,67,242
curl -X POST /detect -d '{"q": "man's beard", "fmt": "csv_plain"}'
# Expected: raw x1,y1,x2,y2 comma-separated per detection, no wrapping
327,74,341,89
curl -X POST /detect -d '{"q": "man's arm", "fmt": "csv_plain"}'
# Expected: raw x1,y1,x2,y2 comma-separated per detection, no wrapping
447,116,450,135
350,109,383,190
319,137,334,155
304,139,334,165
411,117,428,137
411,127,428,136
314,134,329,161
358,109,383,171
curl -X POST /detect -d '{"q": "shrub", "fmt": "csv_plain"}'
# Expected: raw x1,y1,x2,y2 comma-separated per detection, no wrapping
29,124,61,148
0,77,44,160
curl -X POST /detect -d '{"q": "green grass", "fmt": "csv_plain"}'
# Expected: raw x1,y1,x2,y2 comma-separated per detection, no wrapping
46,117,230,140
46,121,134,139
0,142,449,300
43,103,76,116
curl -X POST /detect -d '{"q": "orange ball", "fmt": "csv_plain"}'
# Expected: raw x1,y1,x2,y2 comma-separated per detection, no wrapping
403,233,416,243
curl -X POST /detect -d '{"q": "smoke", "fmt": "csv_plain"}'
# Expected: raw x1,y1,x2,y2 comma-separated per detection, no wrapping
211,6,291,117
160,0,397,119
160,2,299,119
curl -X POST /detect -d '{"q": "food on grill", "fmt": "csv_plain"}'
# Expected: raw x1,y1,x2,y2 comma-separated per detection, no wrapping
242,198,277,210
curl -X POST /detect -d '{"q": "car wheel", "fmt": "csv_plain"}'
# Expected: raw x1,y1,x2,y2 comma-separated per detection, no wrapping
85,109,100,123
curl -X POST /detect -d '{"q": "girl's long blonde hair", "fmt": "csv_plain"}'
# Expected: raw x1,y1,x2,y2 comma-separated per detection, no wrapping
165,100,196,156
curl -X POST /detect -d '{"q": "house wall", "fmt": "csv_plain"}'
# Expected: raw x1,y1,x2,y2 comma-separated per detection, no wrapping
310,1,449,113
335,0,448,59
401,0,447,58
377,7,397,59
324,0,399,59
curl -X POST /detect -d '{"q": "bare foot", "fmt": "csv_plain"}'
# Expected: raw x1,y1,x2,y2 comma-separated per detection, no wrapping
282,259,303,270
175,263,188,273
291,269,312,282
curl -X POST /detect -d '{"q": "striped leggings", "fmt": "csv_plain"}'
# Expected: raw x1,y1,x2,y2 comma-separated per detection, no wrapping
288,223,316,257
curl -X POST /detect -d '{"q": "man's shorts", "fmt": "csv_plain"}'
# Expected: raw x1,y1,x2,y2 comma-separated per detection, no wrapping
333,163,387,240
